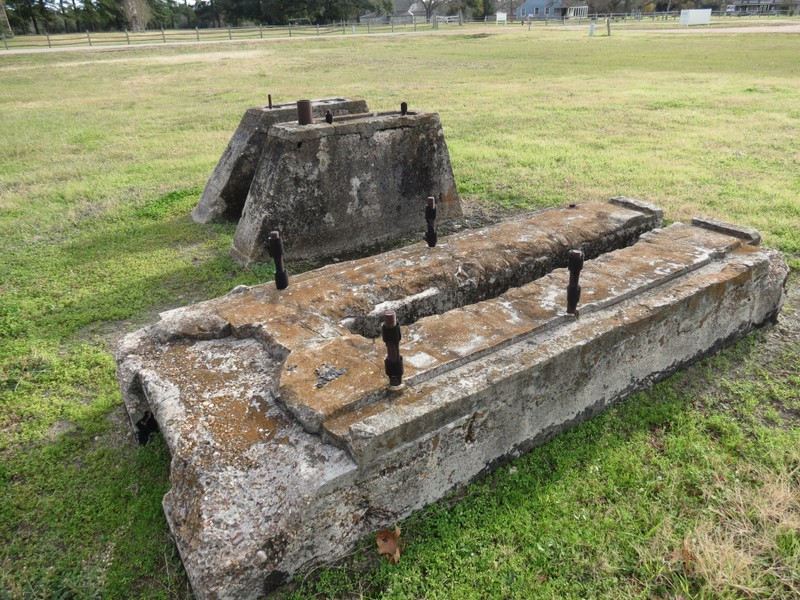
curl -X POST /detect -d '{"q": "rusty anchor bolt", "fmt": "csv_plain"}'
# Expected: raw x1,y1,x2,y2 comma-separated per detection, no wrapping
400,101,408,116
424,196,437,247
267,231,289,290
325,110,333,124
268,94,273,109
296,99,313,125
382,311,404,387
566,249,584,315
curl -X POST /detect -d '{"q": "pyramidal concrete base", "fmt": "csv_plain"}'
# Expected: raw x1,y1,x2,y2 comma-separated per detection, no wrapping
229,110,462,264
116,199,787,599
192,97,369,225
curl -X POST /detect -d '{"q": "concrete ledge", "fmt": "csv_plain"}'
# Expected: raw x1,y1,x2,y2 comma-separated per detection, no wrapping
115,204,787,599
691,216,761,245
609,195,664,218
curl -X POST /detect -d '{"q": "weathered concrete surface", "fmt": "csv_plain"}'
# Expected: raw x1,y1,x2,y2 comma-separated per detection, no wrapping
191,97,369,224
230,111,462,264
116,201,787,599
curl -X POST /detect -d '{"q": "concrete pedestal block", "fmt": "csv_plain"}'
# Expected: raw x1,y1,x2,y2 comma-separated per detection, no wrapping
192,97,368,224
115,200,787,599
229,111,462,264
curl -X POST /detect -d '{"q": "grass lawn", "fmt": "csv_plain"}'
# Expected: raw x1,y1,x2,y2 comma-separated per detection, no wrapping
1,26,799,599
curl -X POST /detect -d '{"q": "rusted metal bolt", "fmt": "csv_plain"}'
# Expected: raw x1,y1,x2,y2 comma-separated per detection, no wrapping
268,94,273,109
296,99,313,125
424,196,437,248
382,311,404,387
267,231,289,290
566,249,584,314
400,101,408,116
325,110,333,124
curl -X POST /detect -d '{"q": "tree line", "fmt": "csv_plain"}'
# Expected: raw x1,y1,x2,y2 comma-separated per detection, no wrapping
1,0,707,36
2,0,398,34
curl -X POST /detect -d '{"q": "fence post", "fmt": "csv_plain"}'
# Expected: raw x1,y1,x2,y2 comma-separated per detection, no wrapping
1,34,7,50
86,31,92,46
161,27,166,43
195,27,200,41
391,17,394,32
259,24,263,38
288,21,292,36
367,20,370,33
342,20,345,34
45,31,51,48
414,17,417,31
316,23,319,34
124,29,130,44
227,25,232,39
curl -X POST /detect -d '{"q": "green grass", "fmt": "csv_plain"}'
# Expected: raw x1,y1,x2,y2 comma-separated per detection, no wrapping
1,27,799,599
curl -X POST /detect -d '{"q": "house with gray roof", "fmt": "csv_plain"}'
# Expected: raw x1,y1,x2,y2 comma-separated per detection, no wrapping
725,0,798,13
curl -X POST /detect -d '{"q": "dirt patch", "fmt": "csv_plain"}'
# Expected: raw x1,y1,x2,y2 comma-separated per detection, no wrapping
47,420,78,442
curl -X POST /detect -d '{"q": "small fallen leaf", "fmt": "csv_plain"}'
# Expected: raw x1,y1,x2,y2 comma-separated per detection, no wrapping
681,539,697,573
376,525,402,564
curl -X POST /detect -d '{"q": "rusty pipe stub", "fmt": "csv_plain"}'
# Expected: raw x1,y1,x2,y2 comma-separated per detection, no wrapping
296,99,313,125
400,101,408,116
566,249,584,314
424,196,437,248
268,94,273,109
268,231,289,290
382,311,404,387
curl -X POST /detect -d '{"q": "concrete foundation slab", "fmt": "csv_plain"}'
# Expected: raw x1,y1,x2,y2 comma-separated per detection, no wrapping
229,110,462,264
115,200,787,599
191,97,369,224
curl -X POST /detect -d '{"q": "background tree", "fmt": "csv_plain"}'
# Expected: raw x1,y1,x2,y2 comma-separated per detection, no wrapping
418,0,446,19
0,0,13,33
120,0,149,29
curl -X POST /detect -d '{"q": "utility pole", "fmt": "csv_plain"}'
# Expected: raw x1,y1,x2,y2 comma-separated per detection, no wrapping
0,0,13,36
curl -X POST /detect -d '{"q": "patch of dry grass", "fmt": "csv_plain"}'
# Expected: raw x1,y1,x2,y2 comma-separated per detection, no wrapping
637,439,800,599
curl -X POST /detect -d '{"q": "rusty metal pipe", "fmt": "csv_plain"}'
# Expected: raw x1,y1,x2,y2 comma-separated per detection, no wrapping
296,99,313,125
424,196,437,248
400,101,408,116
268,94,273,109
268,231,289,290
566,249,584,314
382,311,403,387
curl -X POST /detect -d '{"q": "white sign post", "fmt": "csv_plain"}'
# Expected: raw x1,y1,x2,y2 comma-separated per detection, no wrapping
680,9,712,26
